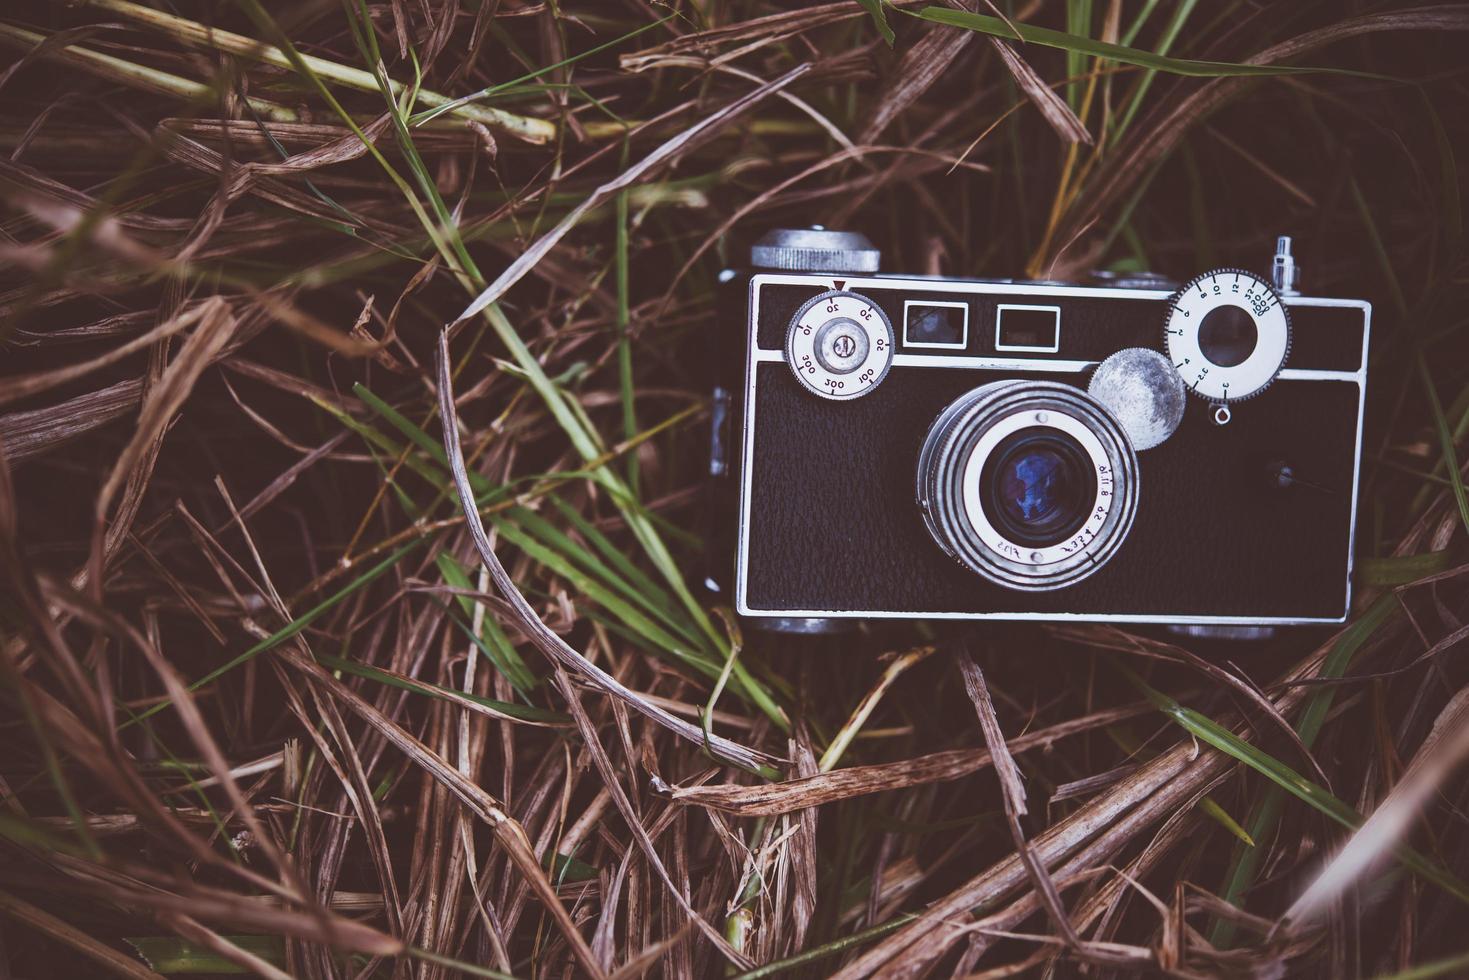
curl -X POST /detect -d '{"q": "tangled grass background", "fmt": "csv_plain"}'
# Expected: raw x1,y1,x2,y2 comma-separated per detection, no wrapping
3,1,1469,977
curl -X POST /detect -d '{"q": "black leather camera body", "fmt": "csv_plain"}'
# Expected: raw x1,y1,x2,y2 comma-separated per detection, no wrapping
705,228,1370,632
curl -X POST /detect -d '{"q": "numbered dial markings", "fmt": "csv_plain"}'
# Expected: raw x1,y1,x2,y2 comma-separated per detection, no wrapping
1163,269,1291,402
785,290,895,400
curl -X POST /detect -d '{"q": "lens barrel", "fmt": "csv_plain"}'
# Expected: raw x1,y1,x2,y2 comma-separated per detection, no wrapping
916,381,1139,591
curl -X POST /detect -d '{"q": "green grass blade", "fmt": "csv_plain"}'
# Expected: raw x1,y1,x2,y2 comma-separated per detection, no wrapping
728,914,918,979
128,935,284,974
1370,949,1469,980
315,653,562,723
914,7,1362,78
1298,594,1399,746
1064,0,1091,111
1422,91,1462,253
254,0,788,731
434,553,539,695
506,505,703,648
1358,550,1451,586
410,14,672,125
702,623,742,758
492,519,711,669
124,543,421,728
546,494,682,618
353,383,488,491
857,0,896,45
233,0,469,272
1112,0,1198,143
1118,0,1162,46
1130,671,1357,822
615,183,638,494
2,681,101,858
1126,662,1469,907
1419,354,1469,538
310,394,445,492
1199,796,1255,847
1212,592,1400,945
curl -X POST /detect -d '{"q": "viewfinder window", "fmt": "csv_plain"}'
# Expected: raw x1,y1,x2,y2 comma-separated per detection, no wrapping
903,300,969,349
995,305,1061,353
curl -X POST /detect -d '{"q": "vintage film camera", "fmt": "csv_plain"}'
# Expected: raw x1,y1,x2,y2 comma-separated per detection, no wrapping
706,228,1370,633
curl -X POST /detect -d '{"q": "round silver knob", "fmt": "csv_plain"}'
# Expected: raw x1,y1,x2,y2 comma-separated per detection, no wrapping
750,227,881,273
785,290,894,400
1086,348,1186,451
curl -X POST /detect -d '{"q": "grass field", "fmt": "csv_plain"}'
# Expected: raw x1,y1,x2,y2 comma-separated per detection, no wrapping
2,1,1469,977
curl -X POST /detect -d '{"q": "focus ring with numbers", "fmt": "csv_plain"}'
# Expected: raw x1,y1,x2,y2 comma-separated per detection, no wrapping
1163,268,1291,403
785,289,895,400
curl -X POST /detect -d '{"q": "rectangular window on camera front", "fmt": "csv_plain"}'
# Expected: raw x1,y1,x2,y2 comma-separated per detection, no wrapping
995,304,1061,353
903,300,969,349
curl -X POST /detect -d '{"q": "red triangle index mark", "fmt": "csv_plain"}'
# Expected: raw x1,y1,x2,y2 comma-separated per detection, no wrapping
832,280,846,291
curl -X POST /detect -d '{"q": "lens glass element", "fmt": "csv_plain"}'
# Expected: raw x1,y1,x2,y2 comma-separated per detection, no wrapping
981,429,1095,547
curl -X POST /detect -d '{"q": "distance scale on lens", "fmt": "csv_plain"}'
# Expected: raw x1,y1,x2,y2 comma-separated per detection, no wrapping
785,289,894,400
1163,269,1291,403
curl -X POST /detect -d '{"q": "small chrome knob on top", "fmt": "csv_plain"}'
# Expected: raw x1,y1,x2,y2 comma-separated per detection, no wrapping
1272,235,1301,295
750,226,882,273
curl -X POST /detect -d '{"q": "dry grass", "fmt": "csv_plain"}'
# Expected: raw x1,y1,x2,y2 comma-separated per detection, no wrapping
2,1,1469,977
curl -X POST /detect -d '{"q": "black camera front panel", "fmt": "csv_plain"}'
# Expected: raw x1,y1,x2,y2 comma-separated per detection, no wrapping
735,273,1369,623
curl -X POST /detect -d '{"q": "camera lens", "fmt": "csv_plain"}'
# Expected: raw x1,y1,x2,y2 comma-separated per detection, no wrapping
982,430,1097,546
916,381,1139,591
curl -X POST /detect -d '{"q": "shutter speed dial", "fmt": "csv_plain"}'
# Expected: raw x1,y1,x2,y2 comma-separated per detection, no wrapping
1163,269,1291,404
786,289,894,400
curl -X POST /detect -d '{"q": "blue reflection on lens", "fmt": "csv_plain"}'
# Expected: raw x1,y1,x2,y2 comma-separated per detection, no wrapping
999,450,1064,525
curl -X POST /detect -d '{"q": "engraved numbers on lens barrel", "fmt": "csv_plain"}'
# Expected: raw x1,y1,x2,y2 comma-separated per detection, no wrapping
1163,269,1291,403
785,289,895,400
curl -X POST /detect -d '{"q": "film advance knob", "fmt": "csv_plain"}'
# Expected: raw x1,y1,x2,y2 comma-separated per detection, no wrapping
785,290,894,400
750,226,881,273
1163,268,1292,405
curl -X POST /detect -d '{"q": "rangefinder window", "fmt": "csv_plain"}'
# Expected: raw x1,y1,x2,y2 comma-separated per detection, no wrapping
995,304,1061,353
903,300,969,349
